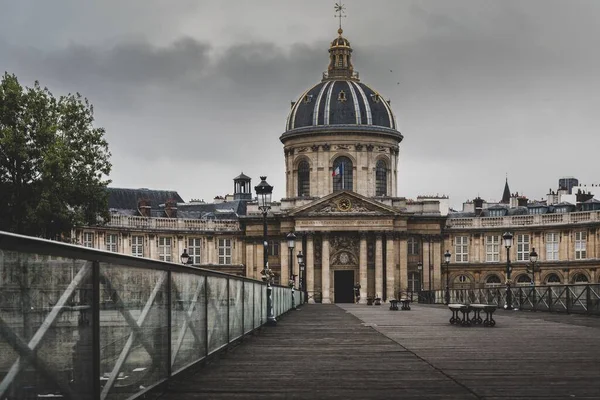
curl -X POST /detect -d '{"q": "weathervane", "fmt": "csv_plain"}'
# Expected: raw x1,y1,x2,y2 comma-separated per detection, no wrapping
334,2,346,33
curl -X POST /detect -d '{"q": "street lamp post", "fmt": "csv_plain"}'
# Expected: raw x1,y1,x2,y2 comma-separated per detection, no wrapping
297,251,306,303
255,176,276,326
528,247,538,284
502,232,514,310
180,249,191,265
528,247,538,310
287,232,296,310
417,261,423,302
444,250,451,305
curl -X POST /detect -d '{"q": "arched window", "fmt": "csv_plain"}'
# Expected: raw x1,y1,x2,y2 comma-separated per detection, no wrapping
485,275,502,287
333,156,353,192
545,273,561,284
297,161,310,197
453,274,470,289
516,275,532,285
375,159,388,196
572,273,589,283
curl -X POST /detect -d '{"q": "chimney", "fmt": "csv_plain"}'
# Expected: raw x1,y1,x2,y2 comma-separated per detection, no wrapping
517,196,528,207
473,197,484,217
138,198,151,217
165,198,178,218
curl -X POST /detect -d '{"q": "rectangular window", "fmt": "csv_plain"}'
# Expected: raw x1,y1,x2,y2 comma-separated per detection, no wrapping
83,232,94,248
158,237,172,262
268,240,279,257
408,237,420,256
218,238,232,265
485,235,500,262
188,238,202,264
106,234,118,252
132,235,144,257
575,231,587,260
546,233,559,261
454,236,468,263
516,234,530,262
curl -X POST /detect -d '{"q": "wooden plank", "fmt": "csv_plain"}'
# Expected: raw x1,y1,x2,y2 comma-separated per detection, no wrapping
161,304,600,399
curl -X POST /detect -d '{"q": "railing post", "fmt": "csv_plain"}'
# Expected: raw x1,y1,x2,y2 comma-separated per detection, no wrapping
586,285,591,315
532,286,537,312
518,287,523,309
226,277,230,343
166,269,172,378
204,275,209,357
92,261,100,400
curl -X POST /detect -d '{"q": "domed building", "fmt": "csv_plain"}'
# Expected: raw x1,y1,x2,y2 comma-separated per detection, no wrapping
73,21,600,310
281,28,402,199
242,27,447,304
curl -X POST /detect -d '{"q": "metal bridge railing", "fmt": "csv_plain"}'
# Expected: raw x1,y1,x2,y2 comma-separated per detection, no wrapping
420,284,600,315
0,231,302,400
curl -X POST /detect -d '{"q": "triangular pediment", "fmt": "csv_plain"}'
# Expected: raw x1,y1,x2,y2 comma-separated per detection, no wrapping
287,191,398,217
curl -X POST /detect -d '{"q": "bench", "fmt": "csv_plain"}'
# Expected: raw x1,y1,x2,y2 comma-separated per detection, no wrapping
389,299,399,311
400,298,411,310
374,297,382,306
448,303,471,326
470,304,497,327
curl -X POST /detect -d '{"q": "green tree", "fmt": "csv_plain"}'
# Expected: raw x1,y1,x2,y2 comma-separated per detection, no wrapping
0,72,112,239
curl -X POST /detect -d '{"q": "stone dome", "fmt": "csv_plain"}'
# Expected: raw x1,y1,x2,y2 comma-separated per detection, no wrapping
285,80,397,131
283,29,398,134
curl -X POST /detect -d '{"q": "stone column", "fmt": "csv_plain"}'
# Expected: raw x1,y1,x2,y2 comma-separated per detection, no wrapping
399,235,408,293
245,240,254,278
423,239,431,291
433,240,442,290
280,238,289,286
256,241,264,280
386,234,395,300
359,233,368,304
306,234,315,303
375,234,383,299
122,234,130,256
148,235,154,259
322,234,331,304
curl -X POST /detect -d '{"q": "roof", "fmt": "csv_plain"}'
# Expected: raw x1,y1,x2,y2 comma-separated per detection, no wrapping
501,179,511,204
177,200,247,219
107,188,183,210
285,80,397,132
234,172,251,181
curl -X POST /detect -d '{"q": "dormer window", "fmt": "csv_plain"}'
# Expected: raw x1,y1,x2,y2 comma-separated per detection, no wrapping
303,94,313,104
488,209,506,217
338,90,347,102
370,93,381,103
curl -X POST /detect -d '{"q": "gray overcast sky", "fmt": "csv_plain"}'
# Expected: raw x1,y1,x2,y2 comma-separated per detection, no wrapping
1,0,599,209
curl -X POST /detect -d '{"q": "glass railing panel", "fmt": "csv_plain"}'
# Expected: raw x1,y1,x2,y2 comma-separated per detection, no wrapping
228,279,243,341
254,285,262,328
171,272,206,374
206,277,228,354
243,282,254,334
0,251,93,400
98,263,168,400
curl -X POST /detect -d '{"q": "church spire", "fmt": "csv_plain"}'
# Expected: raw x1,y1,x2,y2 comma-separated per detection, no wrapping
501,177,511,204
323,3,358,81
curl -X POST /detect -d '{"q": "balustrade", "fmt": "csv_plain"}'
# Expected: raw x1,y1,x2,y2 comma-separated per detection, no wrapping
105,215,239,232
447,210,599,229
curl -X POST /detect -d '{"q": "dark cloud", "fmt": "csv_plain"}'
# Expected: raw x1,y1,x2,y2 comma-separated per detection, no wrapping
1,0,600,206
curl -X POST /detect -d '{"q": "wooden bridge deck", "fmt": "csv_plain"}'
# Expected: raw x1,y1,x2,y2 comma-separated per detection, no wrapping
159,304,600,399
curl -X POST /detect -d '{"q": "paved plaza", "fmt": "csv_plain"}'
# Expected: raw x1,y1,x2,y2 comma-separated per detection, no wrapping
159,304,600,399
